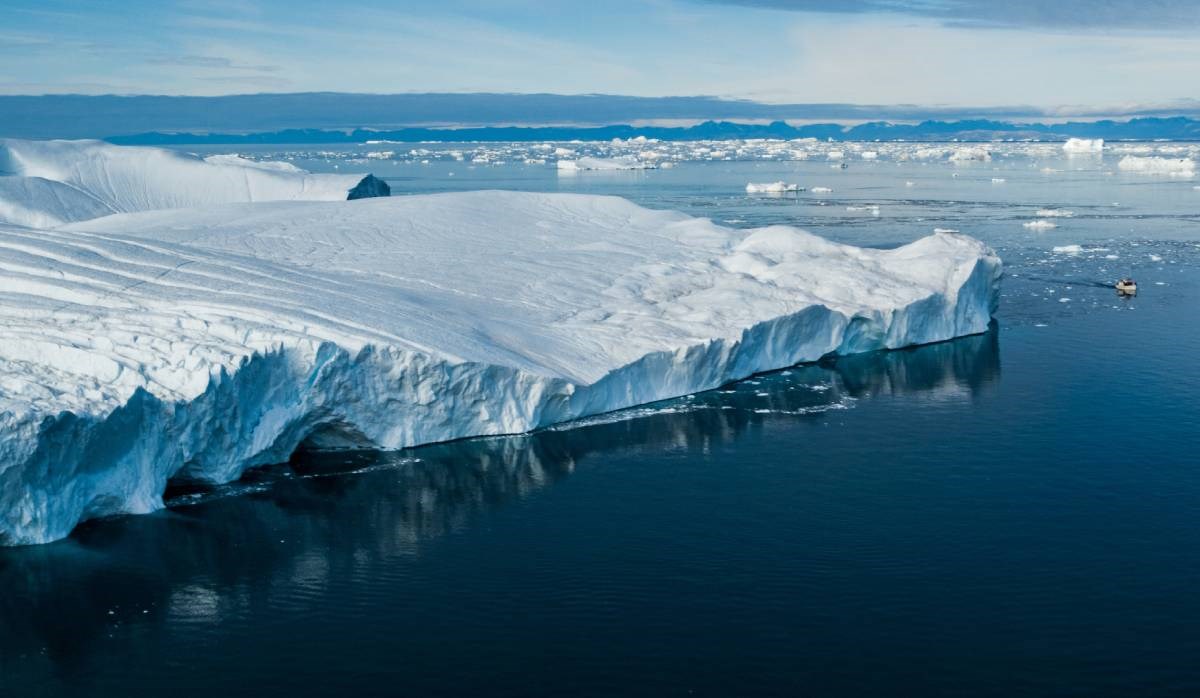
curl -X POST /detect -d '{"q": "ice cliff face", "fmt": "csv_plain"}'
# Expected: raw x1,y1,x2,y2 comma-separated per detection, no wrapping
0,138,387,227
0,143,1000,546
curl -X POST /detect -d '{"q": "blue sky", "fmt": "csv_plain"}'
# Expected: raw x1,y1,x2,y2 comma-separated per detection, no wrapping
4,0,1200,110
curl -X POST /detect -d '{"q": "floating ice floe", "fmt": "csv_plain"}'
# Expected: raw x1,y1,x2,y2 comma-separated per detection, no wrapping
745,181,802,193
195,138,1198,172
0,143,1002,545
1062,138,1104,154
811,186,833,193
1036,209,1074,217
556,156,653,171
0,139,387,229
1023,220,1057,230
1052,244,1085,254
1117,156,1196,176
949,147,992,163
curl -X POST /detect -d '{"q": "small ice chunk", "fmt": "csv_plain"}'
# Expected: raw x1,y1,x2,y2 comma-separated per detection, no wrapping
1024,220,1057,230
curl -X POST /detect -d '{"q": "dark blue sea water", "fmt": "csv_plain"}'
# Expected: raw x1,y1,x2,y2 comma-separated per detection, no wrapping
3,147,1200,696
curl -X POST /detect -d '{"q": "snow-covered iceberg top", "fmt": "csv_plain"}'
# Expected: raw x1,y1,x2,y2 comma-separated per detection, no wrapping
0,138,388,228
1117,155,1196,176
0,189,1000,545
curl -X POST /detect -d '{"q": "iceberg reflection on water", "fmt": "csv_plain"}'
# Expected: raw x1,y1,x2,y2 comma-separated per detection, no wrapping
0,327,999,677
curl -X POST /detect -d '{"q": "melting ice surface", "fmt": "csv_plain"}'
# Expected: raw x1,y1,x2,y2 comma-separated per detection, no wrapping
0,140,1001,545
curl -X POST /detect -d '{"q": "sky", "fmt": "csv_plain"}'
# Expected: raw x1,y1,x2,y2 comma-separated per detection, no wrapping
4,0,1200,110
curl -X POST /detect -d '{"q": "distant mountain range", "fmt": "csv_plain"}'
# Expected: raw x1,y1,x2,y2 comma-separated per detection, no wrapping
107,117,1200,144
2,92,1199,142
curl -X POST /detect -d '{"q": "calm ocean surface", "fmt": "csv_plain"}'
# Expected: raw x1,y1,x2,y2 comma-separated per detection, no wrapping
3,144,1199,696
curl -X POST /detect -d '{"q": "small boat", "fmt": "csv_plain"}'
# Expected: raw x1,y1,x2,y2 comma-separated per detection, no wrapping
1115,278,1137,296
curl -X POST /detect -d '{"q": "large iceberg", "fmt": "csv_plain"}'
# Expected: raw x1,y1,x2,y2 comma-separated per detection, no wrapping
0,138,388,228
0,142,1000,546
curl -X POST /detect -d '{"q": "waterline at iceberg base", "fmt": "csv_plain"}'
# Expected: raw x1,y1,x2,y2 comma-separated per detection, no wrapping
0,146,1000,544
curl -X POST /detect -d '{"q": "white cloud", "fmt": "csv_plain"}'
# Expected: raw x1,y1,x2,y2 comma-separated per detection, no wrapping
2,0,1199,109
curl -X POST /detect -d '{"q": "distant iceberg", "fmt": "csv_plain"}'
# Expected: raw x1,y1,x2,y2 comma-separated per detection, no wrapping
1062,138,1103,154
745,181,802,193
1117,155,1195,176
0,142,1001,545
0,138,388,227
556,156,652,171
949,147,992,163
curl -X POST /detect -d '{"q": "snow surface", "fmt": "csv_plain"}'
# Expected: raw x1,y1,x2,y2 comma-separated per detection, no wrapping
1063,138,1103,154
0,178,1001,545
0,138,382,228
